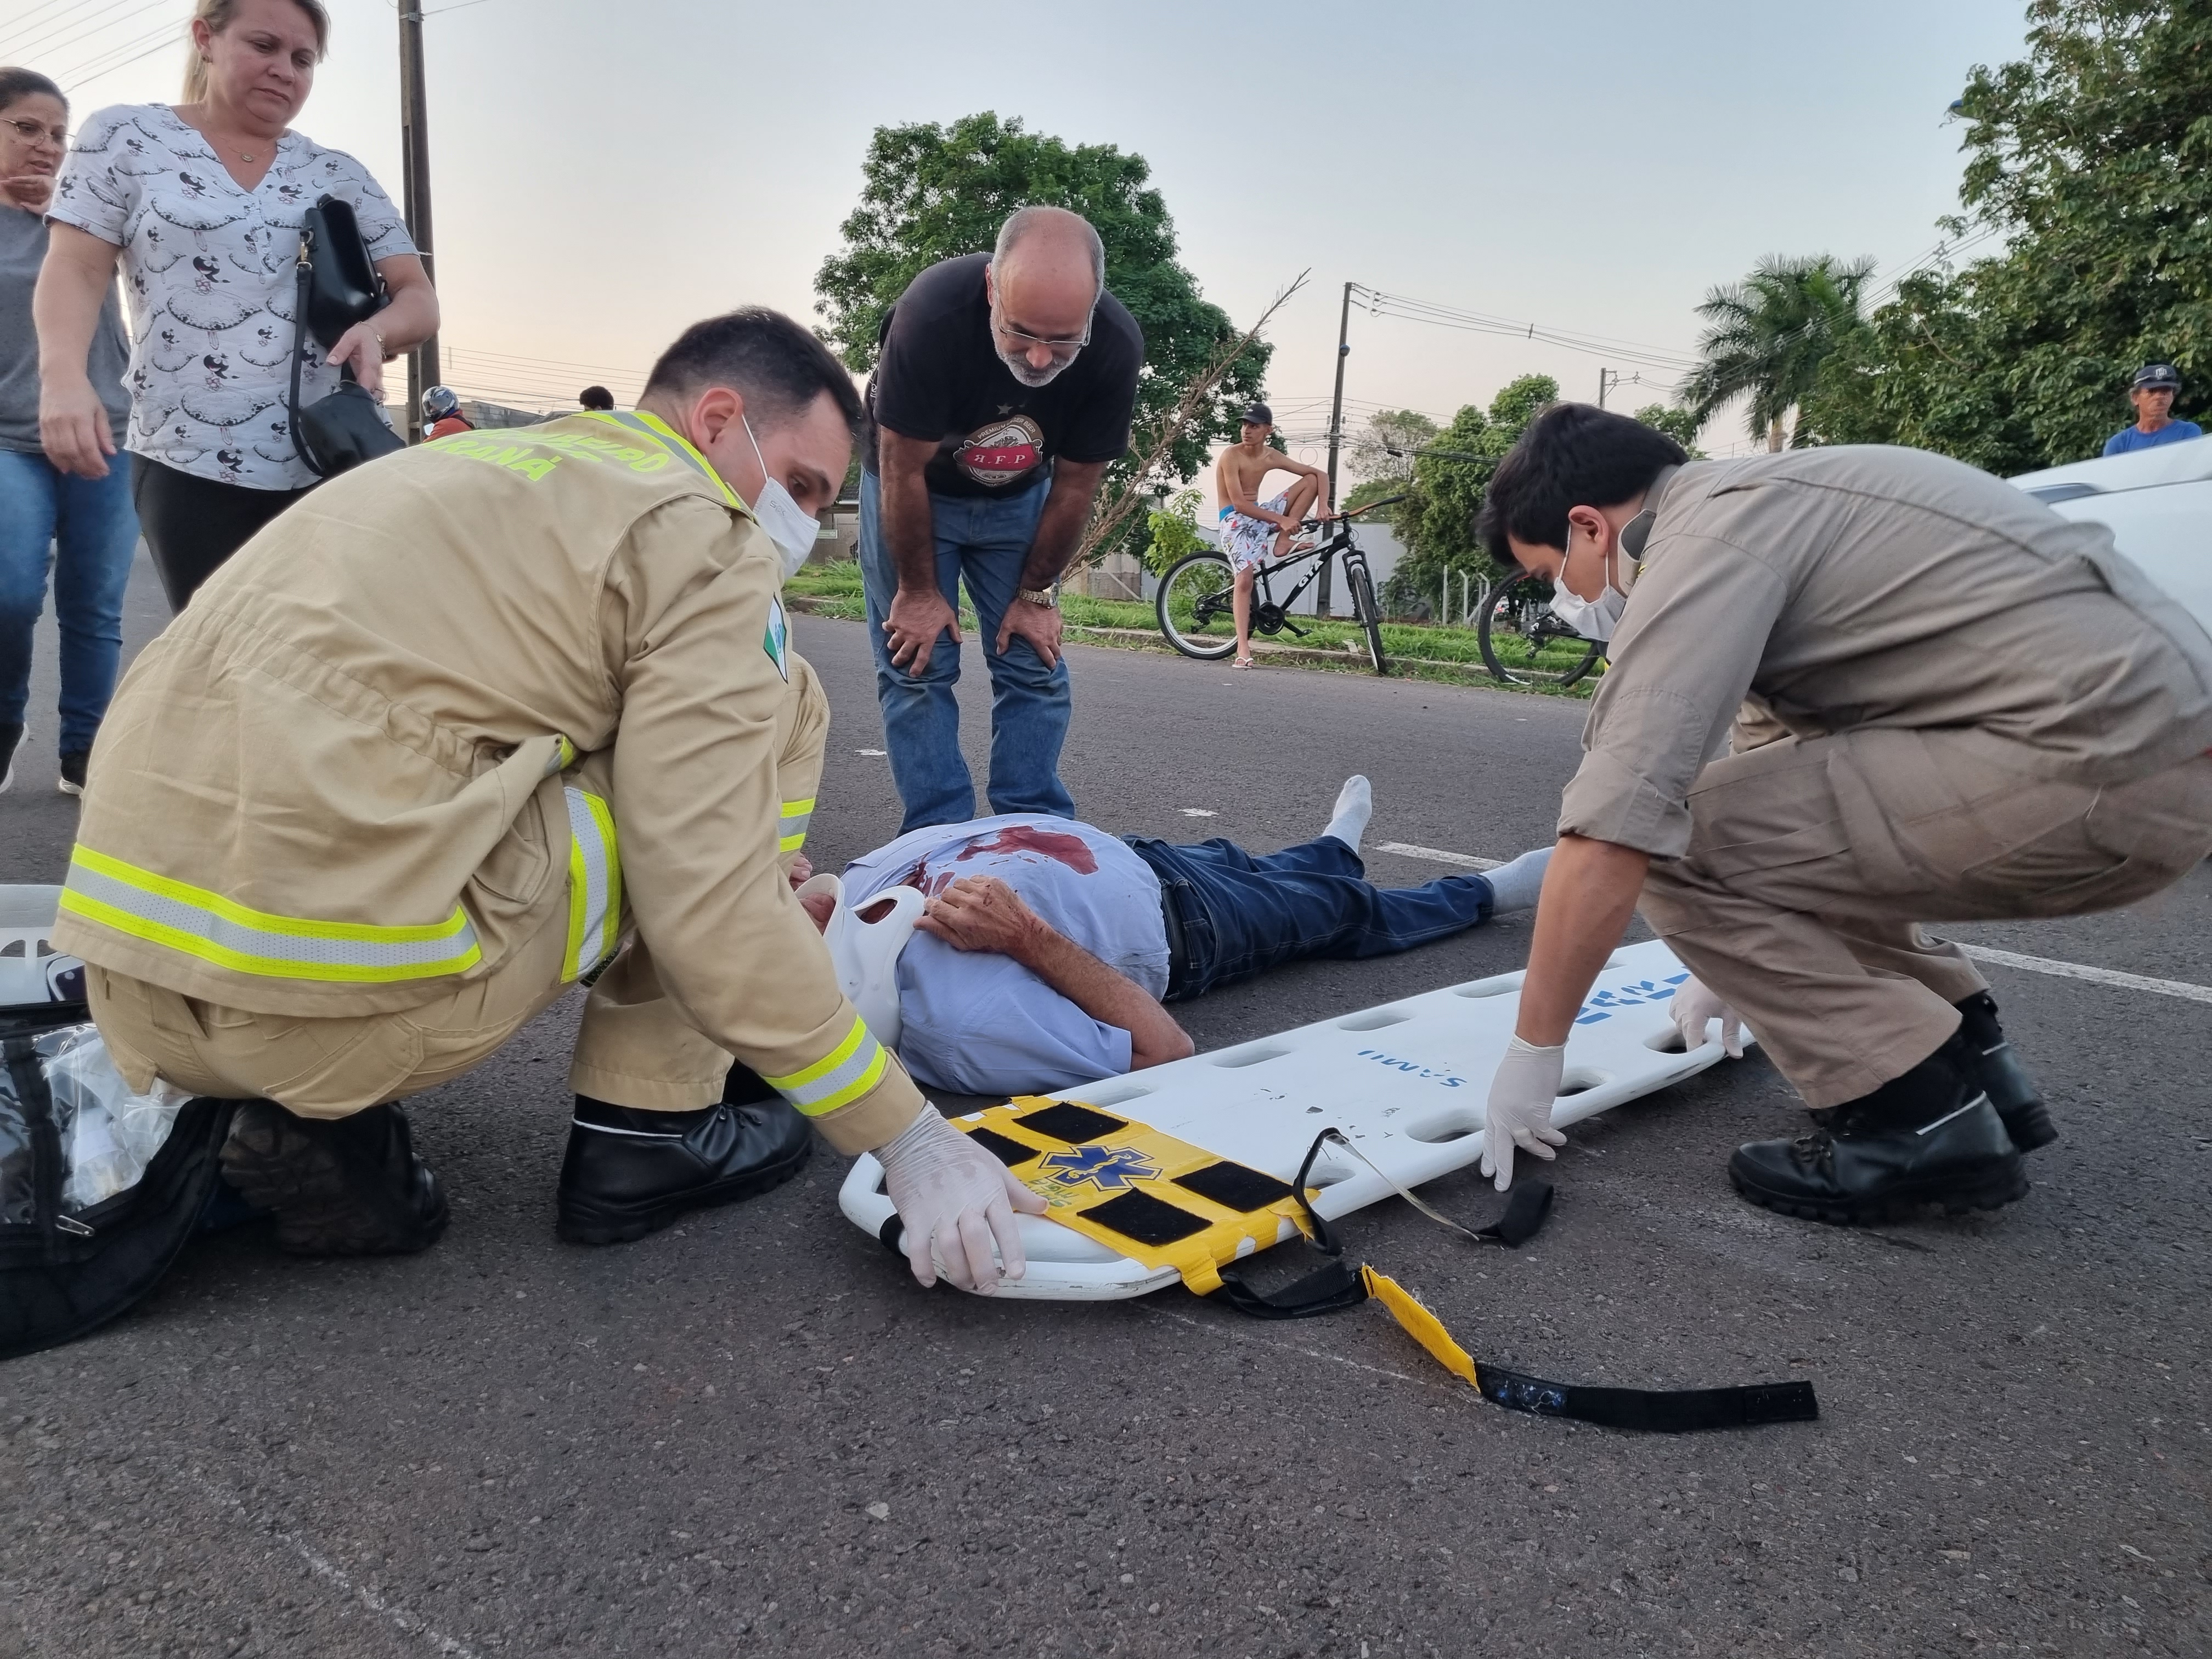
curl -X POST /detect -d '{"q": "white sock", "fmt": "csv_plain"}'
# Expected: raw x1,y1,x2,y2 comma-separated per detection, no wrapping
1324,775,1373,853
1482,845,1553,913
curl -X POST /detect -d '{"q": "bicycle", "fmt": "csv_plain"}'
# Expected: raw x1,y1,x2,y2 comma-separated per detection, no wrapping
1153,495,1398,674
1475,572,1606,689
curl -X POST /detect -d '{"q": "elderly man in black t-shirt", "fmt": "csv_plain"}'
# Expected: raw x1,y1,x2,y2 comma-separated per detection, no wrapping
859,205,1143,832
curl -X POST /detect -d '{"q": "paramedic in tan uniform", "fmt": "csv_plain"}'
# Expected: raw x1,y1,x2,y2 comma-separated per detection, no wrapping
1470,404,2212,1223
52,307,1043,1294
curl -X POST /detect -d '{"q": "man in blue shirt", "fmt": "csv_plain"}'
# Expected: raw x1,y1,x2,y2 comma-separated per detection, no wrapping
828,778,1554,1098
2102,364,2202,456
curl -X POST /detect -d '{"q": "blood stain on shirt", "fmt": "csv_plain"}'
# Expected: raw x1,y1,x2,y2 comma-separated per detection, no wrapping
953,827,1099,874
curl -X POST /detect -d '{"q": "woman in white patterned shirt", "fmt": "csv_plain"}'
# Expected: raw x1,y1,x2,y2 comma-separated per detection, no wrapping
34,0,437,610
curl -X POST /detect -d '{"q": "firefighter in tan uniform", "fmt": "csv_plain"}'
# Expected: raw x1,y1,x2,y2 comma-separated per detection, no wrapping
1469,405,2212,1223
54,307,1043,1294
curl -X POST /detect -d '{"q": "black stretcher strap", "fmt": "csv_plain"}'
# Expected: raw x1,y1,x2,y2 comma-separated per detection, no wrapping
1475,1367,1820,1432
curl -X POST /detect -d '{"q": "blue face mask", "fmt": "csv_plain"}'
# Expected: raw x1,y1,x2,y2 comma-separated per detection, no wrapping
742,416,821,578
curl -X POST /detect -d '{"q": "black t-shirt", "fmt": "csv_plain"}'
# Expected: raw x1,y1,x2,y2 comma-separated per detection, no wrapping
862,252,1144,499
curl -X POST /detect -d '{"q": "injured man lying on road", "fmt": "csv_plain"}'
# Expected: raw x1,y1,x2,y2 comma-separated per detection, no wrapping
804,778,1553,1098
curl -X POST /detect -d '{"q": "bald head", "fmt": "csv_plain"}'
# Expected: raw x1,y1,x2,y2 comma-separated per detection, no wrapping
989,206,1105,349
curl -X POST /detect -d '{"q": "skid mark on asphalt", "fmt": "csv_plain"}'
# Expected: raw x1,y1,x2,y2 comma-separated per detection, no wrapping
1378,844,2212,1001
183,1469,483,1658
1135,1303,1456,1395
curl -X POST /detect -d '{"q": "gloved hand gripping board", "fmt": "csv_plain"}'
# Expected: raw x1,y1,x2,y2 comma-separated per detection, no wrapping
840,938,1740,1302
837,938,1817,1432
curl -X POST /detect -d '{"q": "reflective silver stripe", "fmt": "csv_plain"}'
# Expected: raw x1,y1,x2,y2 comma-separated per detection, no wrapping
778,797,813,854
563,787,622,982
63,857,478,975
766,1018,889,1118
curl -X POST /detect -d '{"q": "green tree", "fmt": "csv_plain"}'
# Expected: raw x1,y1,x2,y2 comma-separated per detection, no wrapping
813,112,1268,500
1631,403,1704,455
1677,254,1876,450
1345,408,1441,483
1802,0,2210,466
1379,375,1558,617
1140,487,1206,575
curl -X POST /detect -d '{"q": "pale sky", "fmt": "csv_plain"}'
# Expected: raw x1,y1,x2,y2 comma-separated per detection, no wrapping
16,0,2031,472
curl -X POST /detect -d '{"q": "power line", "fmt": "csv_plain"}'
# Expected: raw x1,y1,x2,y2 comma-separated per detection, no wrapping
0,0,95,53
0,0,168,61
53,18,185,87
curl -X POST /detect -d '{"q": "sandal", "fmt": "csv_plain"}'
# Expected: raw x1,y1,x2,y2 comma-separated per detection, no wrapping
1231,655,1256,669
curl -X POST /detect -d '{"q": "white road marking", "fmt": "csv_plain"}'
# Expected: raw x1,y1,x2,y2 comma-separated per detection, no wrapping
1136,1304,1454,1395
1957,944,2212,1006
1378,843,2212,1004
856,748,887,756
1180,807,1219,817
185,1470,483,1657
1372,841,1502,871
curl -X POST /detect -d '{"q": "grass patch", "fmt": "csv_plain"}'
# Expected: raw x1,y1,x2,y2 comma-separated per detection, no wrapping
784,561,1598,697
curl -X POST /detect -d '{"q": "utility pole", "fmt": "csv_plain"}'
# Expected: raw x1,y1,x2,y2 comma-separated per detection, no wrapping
1598,366,1618,409
397,1,438,443
1319,280,1352,618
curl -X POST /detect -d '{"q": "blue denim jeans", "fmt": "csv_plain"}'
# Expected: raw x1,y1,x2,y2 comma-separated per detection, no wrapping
1124,833,1495,1001
857,469,1074,832
0,449,139,753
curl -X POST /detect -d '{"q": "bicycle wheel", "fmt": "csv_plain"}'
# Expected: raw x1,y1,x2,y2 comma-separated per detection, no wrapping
1155,552,1239,660
1476,574,1604,687
1347,558,1387,675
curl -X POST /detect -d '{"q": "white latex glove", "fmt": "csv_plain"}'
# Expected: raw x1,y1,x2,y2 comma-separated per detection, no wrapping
875,1105,1047,1293
1668,975,1745,1058
1480,1035,1568,1192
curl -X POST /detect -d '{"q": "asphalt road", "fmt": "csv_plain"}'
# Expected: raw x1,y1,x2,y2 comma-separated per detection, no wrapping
5,554,2209,1658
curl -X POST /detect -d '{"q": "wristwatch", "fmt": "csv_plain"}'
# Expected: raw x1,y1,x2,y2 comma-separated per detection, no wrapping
1018,586,1059,608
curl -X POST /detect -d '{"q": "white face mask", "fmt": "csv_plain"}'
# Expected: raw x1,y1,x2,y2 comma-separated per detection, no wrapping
741,415,821,579
1547,509,1652,642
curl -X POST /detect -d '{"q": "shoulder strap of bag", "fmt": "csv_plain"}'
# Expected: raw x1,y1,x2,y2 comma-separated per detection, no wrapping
288,229,318,478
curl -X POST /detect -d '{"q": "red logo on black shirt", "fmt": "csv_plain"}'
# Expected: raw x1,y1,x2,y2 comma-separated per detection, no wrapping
955,415,1043,488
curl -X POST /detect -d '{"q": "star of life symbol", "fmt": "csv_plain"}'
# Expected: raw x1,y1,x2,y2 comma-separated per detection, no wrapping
1038,1145,1160,1192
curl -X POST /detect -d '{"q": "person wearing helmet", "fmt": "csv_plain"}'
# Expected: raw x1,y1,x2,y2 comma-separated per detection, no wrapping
2101,364,2200,456
422,386,471,441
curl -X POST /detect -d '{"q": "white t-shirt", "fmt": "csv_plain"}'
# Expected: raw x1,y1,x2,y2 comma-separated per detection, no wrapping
844,815,1170,1098
50,104,415,490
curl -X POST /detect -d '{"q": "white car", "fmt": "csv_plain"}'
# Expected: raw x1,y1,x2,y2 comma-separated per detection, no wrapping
2011,435,2211,630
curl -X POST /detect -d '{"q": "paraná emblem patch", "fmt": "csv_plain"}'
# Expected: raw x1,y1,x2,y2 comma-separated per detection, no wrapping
764,596,789,681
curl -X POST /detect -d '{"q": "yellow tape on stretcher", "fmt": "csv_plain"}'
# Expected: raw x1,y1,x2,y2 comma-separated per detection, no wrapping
964,1097,1317,1296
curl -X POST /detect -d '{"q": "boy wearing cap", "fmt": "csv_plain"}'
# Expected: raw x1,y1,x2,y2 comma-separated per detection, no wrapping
1214,404,1334,667
2102,364,2202,456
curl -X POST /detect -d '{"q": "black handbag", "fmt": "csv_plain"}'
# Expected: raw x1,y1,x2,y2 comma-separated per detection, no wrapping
287,193,404,479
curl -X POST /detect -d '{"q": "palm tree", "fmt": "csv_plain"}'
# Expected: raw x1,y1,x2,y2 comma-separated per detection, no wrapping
1678,255,1876,450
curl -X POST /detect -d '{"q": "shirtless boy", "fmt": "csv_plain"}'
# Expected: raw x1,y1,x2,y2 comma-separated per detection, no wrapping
1214,403,1334,667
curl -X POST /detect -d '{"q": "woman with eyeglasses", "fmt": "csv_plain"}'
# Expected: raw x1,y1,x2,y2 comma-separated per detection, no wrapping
0,67,136,797
33,0,436,615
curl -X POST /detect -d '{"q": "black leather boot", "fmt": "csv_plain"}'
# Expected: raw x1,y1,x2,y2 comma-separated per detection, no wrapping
1955,992,2057,1151
220,1099,450,1256
1728,1035,2028,1225
556,1063,814,1246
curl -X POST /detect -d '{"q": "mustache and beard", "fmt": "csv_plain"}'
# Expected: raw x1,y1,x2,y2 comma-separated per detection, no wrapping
995,345,1070,390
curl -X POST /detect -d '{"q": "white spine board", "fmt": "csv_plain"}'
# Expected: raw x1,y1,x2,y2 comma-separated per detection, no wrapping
838,937,1747,1301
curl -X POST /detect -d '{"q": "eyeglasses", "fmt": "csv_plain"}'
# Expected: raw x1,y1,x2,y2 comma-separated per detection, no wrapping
3,117,66,146
991,297,1096,358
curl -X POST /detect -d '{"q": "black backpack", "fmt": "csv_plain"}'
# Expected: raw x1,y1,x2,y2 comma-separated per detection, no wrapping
0,892,233,1361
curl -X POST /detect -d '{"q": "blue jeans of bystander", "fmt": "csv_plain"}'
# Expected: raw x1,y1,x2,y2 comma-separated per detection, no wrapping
857,468,1074,832
0,449,139,754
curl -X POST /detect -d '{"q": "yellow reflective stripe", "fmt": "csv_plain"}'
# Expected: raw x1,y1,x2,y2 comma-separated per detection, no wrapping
60,848,481,983
562,786,622,982
778,795,814,855
761,1016,889,1118
546,735,577,775
577,410,742,510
